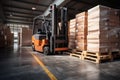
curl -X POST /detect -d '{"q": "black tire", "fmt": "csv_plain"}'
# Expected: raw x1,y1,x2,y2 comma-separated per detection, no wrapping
43,46,49,55
32,44,35,51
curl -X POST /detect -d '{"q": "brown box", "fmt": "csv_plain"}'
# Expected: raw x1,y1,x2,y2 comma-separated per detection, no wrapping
68,19,76,49
6,33,14,46
75,11,88,51
0,26,14,47
110,42,119,51
87,32,109,39
76,45,87,51
21,27,32,46
3,27,14,46
87,5,120,53
76,31,87,37
0,34,5,48
87,42,110,53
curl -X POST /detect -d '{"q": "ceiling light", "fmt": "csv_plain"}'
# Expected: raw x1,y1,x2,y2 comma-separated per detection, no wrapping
32,7,36,10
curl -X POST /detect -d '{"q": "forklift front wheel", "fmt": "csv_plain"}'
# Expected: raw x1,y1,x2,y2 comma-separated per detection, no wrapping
32,44,35,51
43,46,49,55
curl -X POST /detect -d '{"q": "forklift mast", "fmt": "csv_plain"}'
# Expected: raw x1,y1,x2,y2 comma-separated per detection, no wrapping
61,7,68,46
50,4,57,54
49,4,68,54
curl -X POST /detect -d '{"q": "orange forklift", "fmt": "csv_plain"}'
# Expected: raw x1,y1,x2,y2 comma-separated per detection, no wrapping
32,4,68,55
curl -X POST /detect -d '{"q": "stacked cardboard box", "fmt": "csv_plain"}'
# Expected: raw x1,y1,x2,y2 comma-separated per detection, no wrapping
87,5,120,53
68,19,76,49
0,30,5,47
4,27,14,46
18,32,20,45
21,27,32,46
76,12,87,51
0,25,13,47
6,33,14,46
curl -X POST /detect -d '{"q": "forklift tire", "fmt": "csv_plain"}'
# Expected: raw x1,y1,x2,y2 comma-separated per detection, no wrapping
32,44,35,51
43,46,49,55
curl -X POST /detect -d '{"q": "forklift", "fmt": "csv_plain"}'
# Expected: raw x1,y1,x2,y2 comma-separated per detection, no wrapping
32,4,68,55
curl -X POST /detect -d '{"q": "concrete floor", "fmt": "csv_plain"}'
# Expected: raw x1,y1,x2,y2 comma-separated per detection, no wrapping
0,43,120,80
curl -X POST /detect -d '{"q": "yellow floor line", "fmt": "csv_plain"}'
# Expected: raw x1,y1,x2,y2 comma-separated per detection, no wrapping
31,53,57,80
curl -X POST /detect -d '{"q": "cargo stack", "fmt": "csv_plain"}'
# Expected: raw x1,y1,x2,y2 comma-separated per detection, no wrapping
0,25,13,47
21,27,32,46
68,19,76,49
0,30,5,48
107,8,120,51
18,32,21,45
4,27,14,46
87,5,120,53
0,24,5,48
76,12,87,51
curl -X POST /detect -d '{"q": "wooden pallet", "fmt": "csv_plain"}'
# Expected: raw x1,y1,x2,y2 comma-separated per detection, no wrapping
83,51,112,63
70,50,85,60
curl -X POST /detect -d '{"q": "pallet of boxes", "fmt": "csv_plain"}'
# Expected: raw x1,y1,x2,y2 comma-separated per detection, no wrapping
4,27,14,47
0,25,13,48
70,12,88,60
69,5,120,63
84,5,120,63
68,19,76,50
0,25,5,48
19,27,32,46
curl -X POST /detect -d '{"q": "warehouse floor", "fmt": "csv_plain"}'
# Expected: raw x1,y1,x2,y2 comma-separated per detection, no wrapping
0,43,120,80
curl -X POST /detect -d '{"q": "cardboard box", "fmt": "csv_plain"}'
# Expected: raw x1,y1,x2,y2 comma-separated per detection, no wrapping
0,34,5,48
87,5,120,53
87,42,110,53
75,11,88,51
68,19,76,49
21,27,32,46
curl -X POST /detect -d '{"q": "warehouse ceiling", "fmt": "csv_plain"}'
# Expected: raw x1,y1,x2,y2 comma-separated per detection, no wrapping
0,0,120,25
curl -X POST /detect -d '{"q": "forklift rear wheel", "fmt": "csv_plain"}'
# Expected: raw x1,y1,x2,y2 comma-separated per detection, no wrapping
32,44,35,51
43,46,49,55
